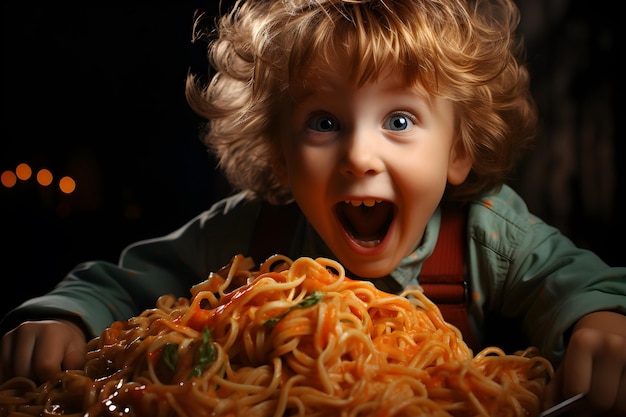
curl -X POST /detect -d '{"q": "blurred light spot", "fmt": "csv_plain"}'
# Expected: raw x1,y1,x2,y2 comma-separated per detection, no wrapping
1,170,17,188
59,176,76,194
16,163,32,180
37,169,53,186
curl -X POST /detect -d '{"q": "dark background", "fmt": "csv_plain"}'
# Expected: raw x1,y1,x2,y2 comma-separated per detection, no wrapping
2,1,623,320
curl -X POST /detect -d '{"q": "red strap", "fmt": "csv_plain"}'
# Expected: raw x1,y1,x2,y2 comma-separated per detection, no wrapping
420,205,478,350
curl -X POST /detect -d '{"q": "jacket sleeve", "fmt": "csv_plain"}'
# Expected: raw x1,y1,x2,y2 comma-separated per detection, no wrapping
0,193,262,338
468,186,626,364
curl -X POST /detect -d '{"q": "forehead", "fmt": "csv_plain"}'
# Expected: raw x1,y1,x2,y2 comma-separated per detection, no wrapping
284,29,439,101
288,57,432,104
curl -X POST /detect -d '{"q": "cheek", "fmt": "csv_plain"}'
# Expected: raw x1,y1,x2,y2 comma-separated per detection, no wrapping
285,145,335,185
285,148,334,231
394,146,450,193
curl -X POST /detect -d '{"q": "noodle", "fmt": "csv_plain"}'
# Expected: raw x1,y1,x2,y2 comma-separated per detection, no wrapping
0,254,553,417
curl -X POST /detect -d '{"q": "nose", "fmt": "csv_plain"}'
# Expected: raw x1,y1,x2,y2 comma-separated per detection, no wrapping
339,128,385,177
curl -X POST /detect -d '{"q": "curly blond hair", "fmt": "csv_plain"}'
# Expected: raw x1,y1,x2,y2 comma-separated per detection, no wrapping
186,0,537,204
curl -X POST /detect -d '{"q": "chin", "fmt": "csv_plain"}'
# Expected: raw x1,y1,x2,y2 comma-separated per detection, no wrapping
338,257,396,280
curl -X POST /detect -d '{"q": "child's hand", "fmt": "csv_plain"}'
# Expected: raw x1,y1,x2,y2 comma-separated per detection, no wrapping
0,319,86,384
543,311,626,416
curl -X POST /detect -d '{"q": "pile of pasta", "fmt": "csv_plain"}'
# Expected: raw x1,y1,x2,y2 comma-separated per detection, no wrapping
0,254,553,417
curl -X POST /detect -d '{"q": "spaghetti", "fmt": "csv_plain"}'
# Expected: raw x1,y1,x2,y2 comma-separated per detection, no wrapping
0,254,553,417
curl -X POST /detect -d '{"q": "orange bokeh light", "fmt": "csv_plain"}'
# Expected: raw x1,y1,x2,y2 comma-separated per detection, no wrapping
59,176,76,194
16,163,32,180
1,170,17,188
3,162,77,196
37,169,54,186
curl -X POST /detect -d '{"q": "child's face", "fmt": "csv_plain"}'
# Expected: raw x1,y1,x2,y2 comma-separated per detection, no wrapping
277,69,472,278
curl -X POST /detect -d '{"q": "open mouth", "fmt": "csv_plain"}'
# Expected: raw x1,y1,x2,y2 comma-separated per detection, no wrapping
335,199,395,248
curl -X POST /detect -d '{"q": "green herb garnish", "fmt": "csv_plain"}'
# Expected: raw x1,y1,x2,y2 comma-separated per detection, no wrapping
264,291,324,327
187,327,216,379
162,342,179,371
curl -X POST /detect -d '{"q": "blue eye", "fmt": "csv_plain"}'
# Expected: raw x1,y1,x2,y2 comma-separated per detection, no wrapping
384,113,414,131
307,115,339,132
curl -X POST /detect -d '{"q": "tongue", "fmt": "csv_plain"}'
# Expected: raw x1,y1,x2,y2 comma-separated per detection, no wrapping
339,202,393,241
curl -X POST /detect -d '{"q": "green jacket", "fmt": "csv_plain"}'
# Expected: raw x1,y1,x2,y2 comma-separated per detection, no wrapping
2,185,624,365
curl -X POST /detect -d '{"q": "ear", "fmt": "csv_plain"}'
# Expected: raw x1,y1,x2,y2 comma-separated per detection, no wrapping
447,140,473,185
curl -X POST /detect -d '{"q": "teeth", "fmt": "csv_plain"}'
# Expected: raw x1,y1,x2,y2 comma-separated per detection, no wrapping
344,199,382,207
354,238,381,248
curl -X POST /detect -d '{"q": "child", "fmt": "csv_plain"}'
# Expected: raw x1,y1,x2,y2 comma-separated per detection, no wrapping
1,0,625,415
